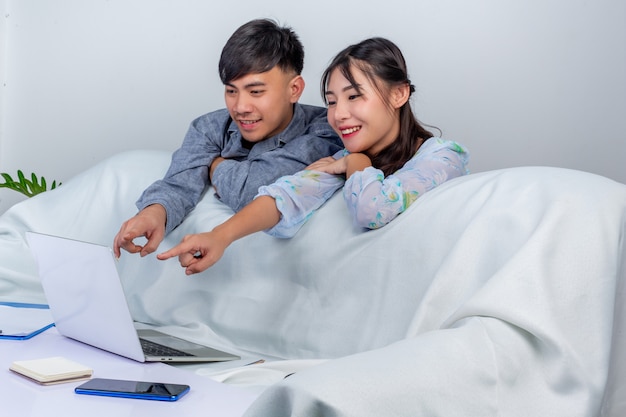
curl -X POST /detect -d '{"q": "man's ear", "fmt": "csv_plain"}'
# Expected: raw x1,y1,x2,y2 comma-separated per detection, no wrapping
391,82,410,109
289,75,305,103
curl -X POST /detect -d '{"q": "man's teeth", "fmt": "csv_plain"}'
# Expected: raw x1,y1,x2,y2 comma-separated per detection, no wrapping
341,126,360,134
241,120,259,125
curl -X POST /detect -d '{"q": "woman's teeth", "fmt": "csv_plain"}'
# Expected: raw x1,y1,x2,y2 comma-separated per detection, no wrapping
341,126,360,135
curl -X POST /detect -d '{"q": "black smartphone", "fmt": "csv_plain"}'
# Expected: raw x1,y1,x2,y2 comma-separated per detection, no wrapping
75,378,190,401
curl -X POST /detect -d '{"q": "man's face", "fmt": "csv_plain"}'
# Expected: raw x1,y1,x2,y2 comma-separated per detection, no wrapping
224,66,304,143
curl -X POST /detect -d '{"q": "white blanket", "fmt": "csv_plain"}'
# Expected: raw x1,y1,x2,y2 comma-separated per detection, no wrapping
1,150,625,416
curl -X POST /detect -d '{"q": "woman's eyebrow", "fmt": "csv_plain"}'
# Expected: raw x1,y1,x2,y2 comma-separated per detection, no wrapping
326,84,358,96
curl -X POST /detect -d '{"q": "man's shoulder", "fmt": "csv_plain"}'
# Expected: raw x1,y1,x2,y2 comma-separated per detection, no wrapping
297,103,327,121
192,108,231,124
188,108,235,138
295,103,336,137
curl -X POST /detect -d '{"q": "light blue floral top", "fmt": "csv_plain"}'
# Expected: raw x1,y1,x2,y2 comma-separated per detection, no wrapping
256,137,469,238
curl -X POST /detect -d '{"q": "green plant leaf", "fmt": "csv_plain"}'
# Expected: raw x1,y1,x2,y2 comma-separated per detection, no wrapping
0,170,62,197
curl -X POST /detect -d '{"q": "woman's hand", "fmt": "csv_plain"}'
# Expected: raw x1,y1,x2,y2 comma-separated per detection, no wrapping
307,154,372,178
157,231,228,275
156,196,281,275
306,156,346,174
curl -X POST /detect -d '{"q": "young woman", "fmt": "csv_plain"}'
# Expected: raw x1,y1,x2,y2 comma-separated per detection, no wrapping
158,37,469,274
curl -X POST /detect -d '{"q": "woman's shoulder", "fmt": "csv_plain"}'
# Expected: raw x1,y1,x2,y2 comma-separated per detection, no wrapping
419,137,468,154
400,136,470,172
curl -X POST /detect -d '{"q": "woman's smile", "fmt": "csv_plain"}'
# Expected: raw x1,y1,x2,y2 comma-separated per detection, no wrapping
339,126,361,137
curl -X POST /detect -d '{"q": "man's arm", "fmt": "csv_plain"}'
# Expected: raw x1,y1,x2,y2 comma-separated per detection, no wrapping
139,111,231,229
209,156,226,195
114,113,225,256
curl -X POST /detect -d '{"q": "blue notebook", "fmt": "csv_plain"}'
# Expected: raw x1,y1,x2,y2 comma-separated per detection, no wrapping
0,302,55,340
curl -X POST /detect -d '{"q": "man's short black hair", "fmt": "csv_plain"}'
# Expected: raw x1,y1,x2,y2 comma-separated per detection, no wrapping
219,19,304,84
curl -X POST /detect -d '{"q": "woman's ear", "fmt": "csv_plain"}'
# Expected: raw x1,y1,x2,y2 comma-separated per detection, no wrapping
391,82,411,109
289,75,305,103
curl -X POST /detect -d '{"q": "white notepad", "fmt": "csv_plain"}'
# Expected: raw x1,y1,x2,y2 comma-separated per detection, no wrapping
10,356,93,385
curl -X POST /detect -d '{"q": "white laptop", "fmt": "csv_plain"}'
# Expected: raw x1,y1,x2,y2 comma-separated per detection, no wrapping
25,231,240,363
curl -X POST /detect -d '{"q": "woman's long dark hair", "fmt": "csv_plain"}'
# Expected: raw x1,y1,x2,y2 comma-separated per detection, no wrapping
321,37,434,176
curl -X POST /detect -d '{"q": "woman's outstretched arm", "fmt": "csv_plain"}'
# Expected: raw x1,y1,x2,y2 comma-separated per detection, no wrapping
157,196,280,275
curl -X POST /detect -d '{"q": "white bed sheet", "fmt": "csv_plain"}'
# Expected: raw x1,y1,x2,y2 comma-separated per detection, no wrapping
1,150,625,416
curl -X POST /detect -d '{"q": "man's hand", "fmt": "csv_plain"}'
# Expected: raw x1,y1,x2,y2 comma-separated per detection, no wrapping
113,204,167,258
157,231,228,275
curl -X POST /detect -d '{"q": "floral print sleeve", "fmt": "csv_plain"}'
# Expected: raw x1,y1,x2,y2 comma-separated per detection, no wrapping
256,138,468,238
344,137,469,229
256,150,346,238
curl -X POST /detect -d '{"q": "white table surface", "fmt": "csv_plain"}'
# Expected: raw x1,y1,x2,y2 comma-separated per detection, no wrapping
0,326,260,416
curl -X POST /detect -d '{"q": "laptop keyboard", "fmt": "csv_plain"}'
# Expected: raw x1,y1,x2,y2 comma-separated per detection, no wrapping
140,338,195,357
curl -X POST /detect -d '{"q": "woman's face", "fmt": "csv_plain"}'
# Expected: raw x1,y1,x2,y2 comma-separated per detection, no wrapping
324,66,400,157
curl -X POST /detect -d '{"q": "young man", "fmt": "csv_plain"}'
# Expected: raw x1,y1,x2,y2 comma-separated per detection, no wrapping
113,19,341,258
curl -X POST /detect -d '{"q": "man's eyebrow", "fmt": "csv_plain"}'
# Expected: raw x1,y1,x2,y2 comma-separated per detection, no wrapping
225,80,267,90
243,81,267,89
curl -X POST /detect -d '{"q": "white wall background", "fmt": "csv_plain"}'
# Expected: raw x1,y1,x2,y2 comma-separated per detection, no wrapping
1,0,625,213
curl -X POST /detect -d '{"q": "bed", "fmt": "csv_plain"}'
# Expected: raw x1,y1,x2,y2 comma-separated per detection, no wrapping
1,150,625,416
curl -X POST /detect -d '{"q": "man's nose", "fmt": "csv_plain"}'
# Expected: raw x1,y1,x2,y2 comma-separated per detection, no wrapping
232,95,253,115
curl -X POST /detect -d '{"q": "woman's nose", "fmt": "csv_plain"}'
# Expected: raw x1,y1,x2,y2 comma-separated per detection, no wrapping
333,99,350,121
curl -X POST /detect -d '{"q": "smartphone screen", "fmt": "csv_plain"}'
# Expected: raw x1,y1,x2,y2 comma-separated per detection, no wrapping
75,378,190,401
